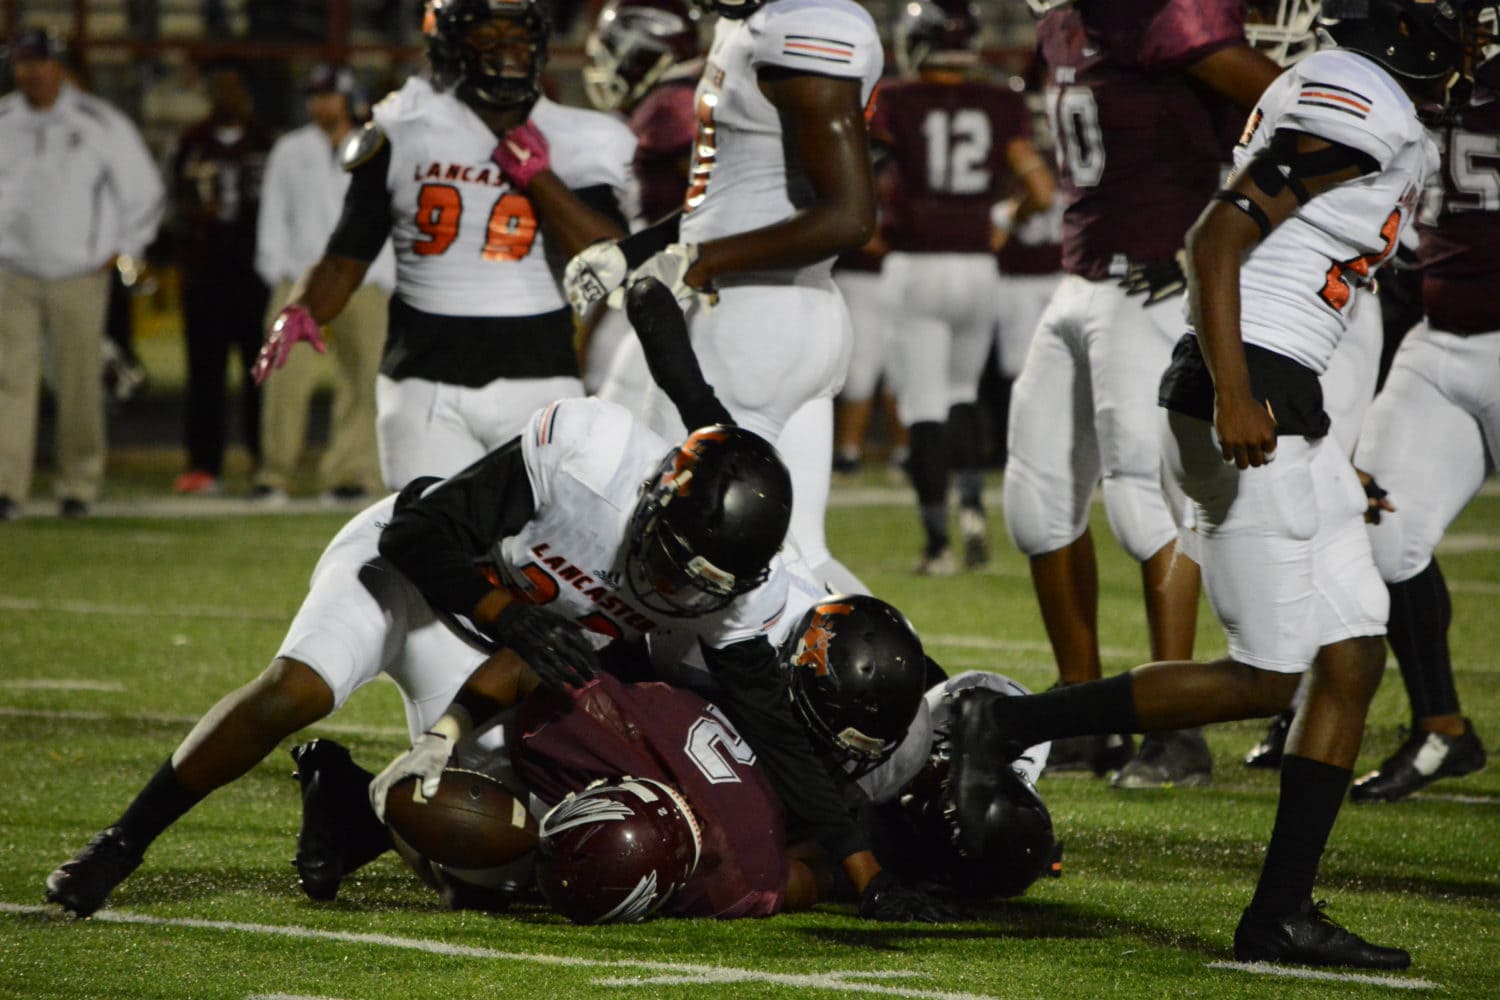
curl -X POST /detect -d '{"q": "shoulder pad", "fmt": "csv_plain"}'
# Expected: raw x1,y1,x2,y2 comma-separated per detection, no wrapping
340,124,388,172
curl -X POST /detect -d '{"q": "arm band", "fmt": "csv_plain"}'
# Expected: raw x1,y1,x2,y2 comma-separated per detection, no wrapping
1213,190,1272,240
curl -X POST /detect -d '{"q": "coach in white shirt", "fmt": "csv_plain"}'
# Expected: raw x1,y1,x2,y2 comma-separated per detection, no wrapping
252,65,395,504
0,28,164,519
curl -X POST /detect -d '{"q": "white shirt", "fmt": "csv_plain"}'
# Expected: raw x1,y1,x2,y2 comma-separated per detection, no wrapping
255,122,396,292
1208,49,1438,373
374,81,638,316
0,83,164,280
497,396,790,648
678,0,881,282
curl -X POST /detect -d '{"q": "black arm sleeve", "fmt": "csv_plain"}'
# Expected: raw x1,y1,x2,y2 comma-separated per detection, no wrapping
624,278,735,429
701,637,870,861
377,438,537,621
618,210,681,268
326,141,394,262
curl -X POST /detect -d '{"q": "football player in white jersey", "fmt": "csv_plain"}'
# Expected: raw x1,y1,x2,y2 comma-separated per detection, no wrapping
250,0,638,490
564,0,884,595
950,0,1478,970
45,279,946,923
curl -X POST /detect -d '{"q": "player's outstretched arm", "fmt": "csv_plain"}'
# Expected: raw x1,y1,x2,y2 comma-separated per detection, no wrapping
623,276,733,428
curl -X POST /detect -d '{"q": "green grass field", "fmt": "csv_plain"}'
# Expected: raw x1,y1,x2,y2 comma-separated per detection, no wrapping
2,467,1497,999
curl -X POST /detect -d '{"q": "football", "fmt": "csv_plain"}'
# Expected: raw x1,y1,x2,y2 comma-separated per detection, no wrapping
383,768,539,870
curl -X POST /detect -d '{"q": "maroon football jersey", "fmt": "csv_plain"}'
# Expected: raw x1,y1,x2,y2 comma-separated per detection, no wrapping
1039,0,1246,279
629,79,698,224
513,673,787,919
1418,91,1500,334
872,78,1032,253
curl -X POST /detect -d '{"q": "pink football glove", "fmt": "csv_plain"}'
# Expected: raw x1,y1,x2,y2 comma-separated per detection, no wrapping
491,121,550,189
252,304,326,386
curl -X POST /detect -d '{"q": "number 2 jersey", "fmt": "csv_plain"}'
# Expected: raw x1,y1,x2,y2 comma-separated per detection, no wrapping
679,0,882,282
1216,49,1437,373
512,671,787,918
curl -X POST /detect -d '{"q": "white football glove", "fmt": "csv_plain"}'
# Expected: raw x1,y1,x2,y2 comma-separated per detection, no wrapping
368,728,456,822
628,242,702,308
564,239,629,316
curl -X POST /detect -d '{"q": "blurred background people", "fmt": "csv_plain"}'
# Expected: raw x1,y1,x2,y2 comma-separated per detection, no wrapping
169,64,271,495
0,26,164,520
253,64,394,505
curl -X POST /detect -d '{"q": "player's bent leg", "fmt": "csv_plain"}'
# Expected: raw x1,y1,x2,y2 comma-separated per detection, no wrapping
45,657,337,917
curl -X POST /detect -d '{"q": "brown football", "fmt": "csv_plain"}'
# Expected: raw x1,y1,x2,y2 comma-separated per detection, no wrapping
384,768,539,870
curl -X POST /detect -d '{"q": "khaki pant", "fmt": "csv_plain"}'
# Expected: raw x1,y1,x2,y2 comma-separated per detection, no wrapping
0,269,110,503
256,280,388,494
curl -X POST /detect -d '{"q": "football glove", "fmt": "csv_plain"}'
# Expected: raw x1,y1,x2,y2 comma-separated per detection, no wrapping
858,869,963,923
369,729,455,821
491,120,550,189
629,242,703,309
1359,469,1394,525
564,239,629,316
252,304,325,386
492,601,599,694
1119,248,1189,305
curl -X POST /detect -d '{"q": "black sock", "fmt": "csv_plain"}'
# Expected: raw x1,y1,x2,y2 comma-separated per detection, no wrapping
989,673,1139,749
1248,755,1351,917
1386,558,1458,722
947,403,984,510
115,758,209,849
907,421,949,551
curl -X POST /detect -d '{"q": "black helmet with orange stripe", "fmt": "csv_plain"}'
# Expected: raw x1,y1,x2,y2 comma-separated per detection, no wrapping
623,425,792,617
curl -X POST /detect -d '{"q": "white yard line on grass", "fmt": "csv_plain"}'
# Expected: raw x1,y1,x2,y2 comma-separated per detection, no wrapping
0,904,999,1000
0,679,124,692
1206,960,1439,990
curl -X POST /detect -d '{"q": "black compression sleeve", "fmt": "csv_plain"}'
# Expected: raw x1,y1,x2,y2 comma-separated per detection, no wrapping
624,278,735,428
701,638,870,860
326,141,394,262
378,438,537,618
618,211,682,268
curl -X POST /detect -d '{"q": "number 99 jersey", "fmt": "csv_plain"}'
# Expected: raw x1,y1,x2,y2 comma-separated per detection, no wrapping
373,78,638,317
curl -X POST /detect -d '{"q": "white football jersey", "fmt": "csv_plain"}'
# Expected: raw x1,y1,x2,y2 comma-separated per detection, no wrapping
373,81,637,316
1216,50,1438,372
678,0,881,280
856,670,1048,805
495,397,791,648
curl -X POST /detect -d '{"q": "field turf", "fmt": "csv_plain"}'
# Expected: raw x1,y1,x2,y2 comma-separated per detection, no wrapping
2,465,1497,999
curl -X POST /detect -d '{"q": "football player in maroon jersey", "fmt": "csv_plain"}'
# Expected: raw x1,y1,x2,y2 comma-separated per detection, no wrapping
1347,25,1499,803
873,0,1055,576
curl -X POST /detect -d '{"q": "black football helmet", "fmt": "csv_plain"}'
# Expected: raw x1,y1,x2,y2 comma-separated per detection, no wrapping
894,0,982,76
424,0,550,112
782,595,928,776
623,426,792,618
875,753,1056,899
1317,0,1465,79
535,776,702,924
584,0,701,113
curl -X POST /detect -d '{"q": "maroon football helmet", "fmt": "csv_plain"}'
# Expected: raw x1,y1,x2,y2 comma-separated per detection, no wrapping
894,0,982,76
535,776,703,923
584,0,701,112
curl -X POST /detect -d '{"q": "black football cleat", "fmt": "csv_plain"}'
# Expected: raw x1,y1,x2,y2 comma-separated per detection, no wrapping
947,689,1025,833
1350,720,1487,804
1234,900,1411,970
1244,710,1293,770
1110,729,1212,789
291,739,392,901
45,826,144,917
